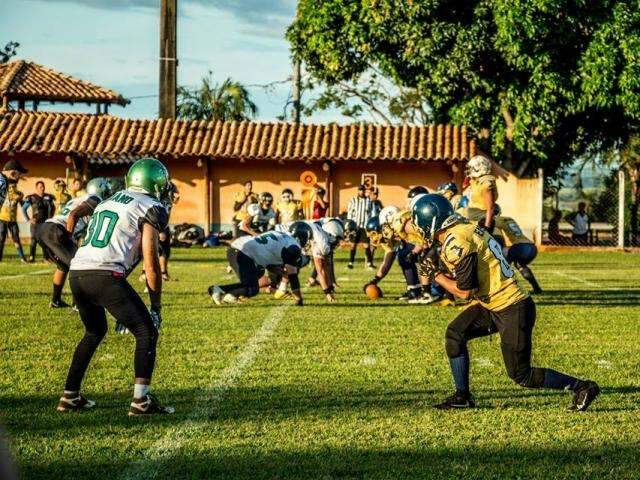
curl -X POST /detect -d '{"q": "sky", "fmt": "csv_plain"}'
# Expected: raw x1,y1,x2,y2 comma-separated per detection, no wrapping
1,0,341,122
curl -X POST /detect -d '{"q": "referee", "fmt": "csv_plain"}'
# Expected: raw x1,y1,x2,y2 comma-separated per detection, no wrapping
346,184,374,269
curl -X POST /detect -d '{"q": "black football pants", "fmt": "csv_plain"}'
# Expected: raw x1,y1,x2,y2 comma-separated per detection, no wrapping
65,271,158,391
220,247,263,298
0,221,21,261
35,222,77,272
349,227,372,264
445,297,546,387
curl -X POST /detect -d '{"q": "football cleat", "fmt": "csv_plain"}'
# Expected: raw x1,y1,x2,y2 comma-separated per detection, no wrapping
397,289,421,301
571,380,600,412
409,293,443,304
434,391,476,409
208,285,224,305
366,262,375,270
115,322,130,334
128,393,174,416
274,289,290,300
57,393,96,412
50,299,71,308
222,293,238,304
347,263,354,270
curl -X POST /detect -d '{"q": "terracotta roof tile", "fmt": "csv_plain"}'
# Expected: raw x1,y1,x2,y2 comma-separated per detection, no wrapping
0,110,477,163
0,60,129,106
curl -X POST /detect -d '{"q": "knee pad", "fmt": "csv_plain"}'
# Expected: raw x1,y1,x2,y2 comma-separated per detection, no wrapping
445,325,466,358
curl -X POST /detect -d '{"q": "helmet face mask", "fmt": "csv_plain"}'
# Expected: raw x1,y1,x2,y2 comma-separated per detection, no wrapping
289,221,313,250
322,219,344,247
379,205,400,226
86,177,112,200
259,192,273,208
365,216,382,246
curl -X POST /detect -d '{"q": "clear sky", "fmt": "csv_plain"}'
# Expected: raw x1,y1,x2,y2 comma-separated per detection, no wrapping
1,0,341,122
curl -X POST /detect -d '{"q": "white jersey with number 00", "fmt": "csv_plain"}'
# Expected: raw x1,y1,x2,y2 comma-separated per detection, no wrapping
232,231,299,267
46,193,101,238
70,189,168,275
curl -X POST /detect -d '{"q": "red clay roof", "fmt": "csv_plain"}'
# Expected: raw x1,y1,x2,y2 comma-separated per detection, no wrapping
0,60,128,106
0,110,477,163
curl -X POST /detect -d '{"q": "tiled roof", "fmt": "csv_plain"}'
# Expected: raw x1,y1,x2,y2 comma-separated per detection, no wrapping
0,60,128,106
0,110,477,163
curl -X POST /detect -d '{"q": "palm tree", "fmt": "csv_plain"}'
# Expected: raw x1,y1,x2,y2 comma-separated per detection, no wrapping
177,71,258,121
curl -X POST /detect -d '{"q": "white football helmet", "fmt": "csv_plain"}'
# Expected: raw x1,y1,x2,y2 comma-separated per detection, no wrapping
322,218,344,246
379,205,400,226
466,155,492,178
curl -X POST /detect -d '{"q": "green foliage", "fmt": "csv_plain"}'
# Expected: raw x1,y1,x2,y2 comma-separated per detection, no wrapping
0,41,19,63
177,71,258,122
288,1,640,177
1,248,639,479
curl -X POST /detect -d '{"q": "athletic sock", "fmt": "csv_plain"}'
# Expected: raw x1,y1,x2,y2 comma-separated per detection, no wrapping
542,368,579,390
449,354,470,394
52,283,64,303
16,245,25,259
134,384,150,399
63,390,79,398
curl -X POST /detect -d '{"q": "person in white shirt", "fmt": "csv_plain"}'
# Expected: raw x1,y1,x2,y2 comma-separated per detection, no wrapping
567,202,590,246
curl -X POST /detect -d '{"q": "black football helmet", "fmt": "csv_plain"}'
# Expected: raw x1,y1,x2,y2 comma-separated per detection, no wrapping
343,219,358,242
411,194,455,242
289,221,313,249
407,186,429,200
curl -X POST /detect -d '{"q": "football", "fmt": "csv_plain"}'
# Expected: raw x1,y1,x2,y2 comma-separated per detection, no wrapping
365,284,383,300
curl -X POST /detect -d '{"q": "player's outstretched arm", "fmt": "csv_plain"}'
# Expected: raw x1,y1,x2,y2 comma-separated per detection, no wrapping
142,223,162,315
65,202,95,235
285,265,303,305
313,256,336,302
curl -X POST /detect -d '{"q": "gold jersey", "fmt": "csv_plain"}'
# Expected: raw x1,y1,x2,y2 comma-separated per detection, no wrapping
233,192,259,221
440,221,528,311
54,191,72,215
275,200,303,223
0,185,23,222
494,216,531,247
466,175,498,220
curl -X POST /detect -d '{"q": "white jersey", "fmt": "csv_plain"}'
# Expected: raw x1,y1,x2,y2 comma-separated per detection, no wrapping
232,231,300,267
46,193,101,238
275,220,331,258
70,189,168,275
247,203,276,231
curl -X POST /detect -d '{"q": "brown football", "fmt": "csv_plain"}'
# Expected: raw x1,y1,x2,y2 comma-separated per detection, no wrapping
365,284,383,300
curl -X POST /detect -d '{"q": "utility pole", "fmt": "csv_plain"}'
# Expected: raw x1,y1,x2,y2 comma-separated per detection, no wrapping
292,58,301,123
159,0,177,119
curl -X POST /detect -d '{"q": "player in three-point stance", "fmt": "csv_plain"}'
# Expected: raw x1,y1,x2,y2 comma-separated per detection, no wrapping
36,177,113,308
411,194,600,411
208,229,309,306
57,158,174,415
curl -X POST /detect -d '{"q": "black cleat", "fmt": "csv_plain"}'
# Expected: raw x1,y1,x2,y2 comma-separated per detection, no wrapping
57,393,96,412
50,299,71,308
128,393,175,416
571,380,600,412
434,391,476,409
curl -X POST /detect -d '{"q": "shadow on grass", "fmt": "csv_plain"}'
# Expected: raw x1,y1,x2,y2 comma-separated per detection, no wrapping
20,443,640,480
535,289,640,306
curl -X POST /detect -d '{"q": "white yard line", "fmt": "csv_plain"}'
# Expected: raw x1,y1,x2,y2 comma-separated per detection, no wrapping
0,268,50,281
121,302,290,480
552,270,599,288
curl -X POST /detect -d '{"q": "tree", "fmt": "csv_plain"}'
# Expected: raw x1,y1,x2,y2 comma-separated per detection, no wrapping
0,42,19,63
287,1,640,178
177,71,257,122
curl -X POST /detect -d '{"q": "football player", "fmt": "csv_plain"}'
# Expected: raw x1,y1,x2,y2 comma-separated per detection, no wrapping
159,181,178,280
58,158,173,415
53,179,73,215
463,155,498,231
0,160,28,208
241,192,276,236
208,229,309,306
491,205,542,294
411,194,599,411
437,182,467,213
282,220,336,302
0,182,26,263
307,218,346,289
36,177,112,308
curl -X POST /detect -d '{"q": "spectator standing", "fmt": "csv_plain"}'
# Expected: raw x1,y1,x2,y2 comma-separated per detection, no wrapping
53,179,72,214
0,182,26,262
548,209,568,245
567,202,590,245
346,184,374,269
275,188,303,224
232,180,258,238
369,187,383,217
23,180,55,262
70,178,86,198
312,186,328,220
0,160,28,211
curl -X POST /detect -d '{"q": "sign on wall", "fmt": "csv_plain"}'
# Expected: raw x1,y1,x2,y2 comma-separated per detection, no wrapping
361,173,377,190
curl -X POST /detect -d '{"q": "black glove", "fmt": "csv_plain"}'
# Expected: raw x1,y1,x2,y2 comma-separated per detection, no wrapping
418,257,439,283
478,217,494,235
363,276,381,293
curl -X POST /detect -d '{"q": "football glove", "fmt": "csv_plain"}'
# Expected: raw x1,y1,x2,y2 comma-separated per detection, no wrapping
418,257,439,283
150,307,162,331
115,322,130,335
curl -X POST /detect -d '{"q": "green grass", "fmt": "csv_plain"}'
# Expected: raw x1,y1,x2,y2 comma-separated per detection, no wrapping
1,248,639,479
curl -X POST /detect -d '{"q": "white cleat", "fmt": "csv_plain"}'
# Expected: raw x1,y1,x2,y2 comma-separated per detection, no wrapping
208,285,225,305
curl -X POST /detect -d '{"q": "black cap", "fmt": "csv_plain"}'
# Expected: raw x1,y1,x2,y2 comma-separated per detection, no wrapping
2,159,28,174
358,184,366,191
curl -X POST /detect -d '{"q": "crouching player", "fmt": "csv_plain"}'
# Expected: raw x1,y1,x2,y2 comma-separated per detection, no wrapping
208,229,309,306
57,158,173,415
37,178,112,308
492,205,542,294
411,194,599,411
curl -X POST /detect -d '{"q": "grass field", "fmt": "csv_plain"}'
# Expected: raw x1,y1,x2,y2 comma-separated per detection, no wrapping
1,247,639,479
